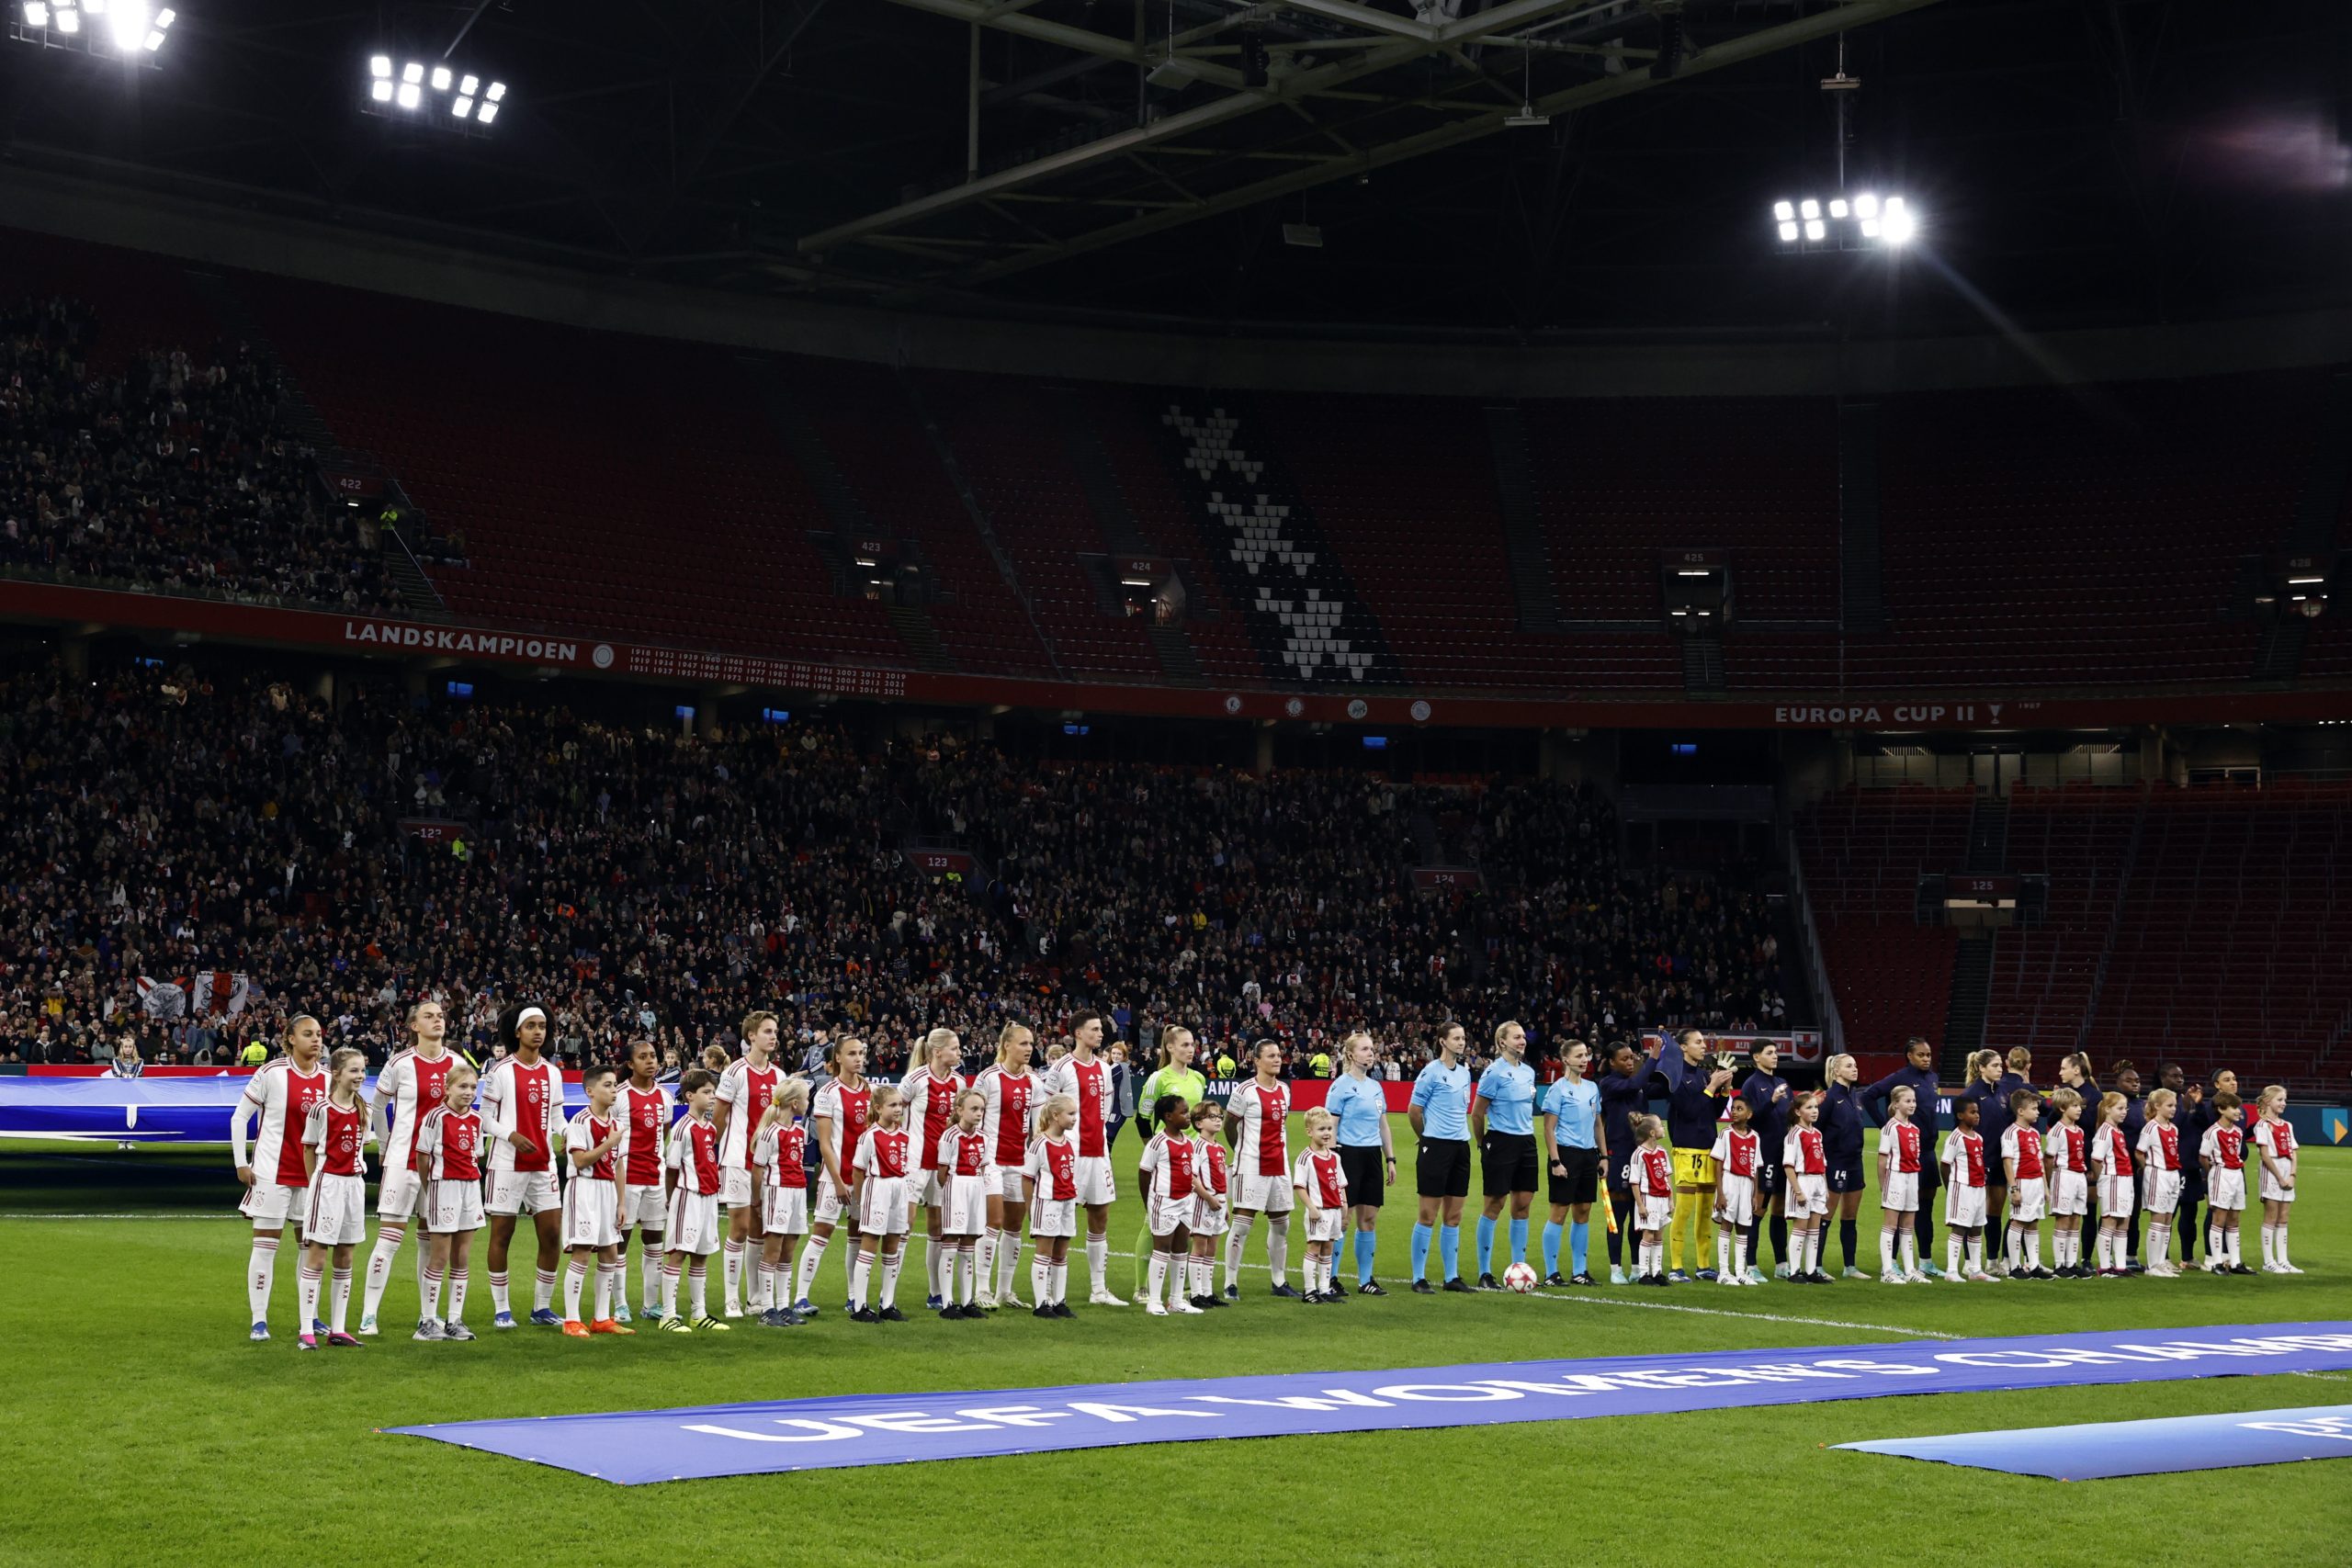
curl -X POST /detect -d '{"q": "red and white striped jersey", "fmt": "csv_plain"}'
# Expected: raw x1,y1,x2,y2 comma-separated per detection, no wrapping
1025,1134,1078,1201
1711,1126,1759,1179
1139,1130,1196,1203
1636,1145,1674,1197
667,1116,722,1196
1229,1079,1289,1177
2046,1122,2088,1173
378,1047,456,1174
853,1126,911,1182
415,1106,485,1182
2000,1122,2045,1180
1200,1136,1230,1198
1294,1147,1347,1213
717,1058,782,1169
1885,1119,1923,1174
753,1122,809,1190
240,1057,330,1188
899,1066,965,1172
2091,1122,2132,1176
2254,1117,2297,1171
973,1066,1036,1167
1784,1125,1826,1177
2201,1122,2245,1171
1040,1055,1114,1158
616,1083,674,1187
940,1128,989,1179
1941,1128,1987,1189
811,1077,874,1179
303,1097,368,1179
481,1056,563,1174
565,1110,620,1182
2136,1120,2181,1173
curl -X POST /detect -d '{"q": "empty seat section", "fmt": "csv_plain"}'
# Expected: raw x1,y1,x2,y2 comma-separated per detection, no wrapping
1794,786,1972,1052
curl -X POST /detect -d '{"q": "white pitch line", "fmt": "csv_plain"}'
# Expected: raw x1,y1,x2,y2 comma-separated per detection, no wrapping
1510,1283,1965,1339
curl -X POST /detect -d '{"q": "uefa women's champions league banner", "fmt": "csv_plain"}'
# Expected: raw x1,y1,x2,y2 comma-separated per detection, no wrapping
0,1074,596,1142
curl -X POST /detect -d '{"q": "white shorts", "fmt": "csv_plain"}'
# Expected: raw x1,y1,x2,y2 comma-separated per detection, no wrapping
2143,1168,2182,1216
1789,1173,1828,1218
914,1168,945,1207
2097,1171,2135,1218
302,1172,368,1247
2207,1168,2246,1213
1882,1171,1918,1213
2008,1178,2047,1223
1031,1194,1078,1239
2052,1168,2089,1217
986,1165,1027,1203
2260,1168,2296,1204
562,1179,620,1250
425,1177,486,1234
376,1168,424,1222
812,1172,852,1228
485,1168,560,1216
1191,1191,1230,1236
1635,1193,1673,1234
943,1174,988,1238
239,1177,306,1227
762,1184,809,1235
857,1175,910,1236
1146,1191,1192,1238
1236,1171,1295,1214
1945,1183,1986,1228
667,1187,721,1255
721,1168,756,1209
620,1183,669,1230
1716,1174,1756,1227
1304,1209,1344,1246
1073,1155,1115,1206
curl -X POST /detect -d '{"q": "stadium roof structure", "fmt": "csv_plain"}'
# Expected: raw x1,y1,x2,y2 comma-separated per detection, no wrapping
4,0,2348,339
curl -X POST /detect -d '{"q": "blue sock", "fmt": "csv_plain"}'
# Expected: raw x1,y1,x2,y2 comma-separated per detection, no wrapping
1570,1220,1589,1277
1410,1223,1432,1282
1542,1222,1563,1276
1353,1230,1375,1286
1509,1216,1529,1267
1476,1214,1497,1276
1439,1224,1460,1280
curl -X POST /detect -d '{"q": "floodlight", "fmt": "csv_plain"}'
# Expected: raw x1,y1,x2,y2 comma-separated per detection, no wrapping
107,0,143,51
1854,192,1879,218
1860,218,1880,239
370,78,392,103
486,81,505,102
1778,221,1799,243
1804,219,1826,242
458,73,477,95
396,81,420,108
401,60,423,84
451,96,472,118
1772,199,1794,222
55,4,76,30
429,64,450,91
1882,199,1916,244
476,100,497,124
369,55,391,78
23,2,48,24
1799,198,1820,220
1828,197,1849,219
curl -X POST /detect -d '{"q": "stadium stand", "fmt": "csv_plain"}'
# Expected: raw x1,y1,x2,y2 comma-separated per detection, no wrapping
1793,785,1971,1054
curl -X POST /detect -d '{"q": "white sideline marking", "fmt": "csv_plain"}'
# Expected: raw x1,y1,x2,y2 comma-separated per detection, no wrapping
1510,1285,1964,1339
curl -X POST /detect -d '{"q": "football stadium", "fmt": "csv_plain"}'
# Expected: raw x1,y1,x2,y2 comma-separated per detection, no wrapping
2,1,2350,1562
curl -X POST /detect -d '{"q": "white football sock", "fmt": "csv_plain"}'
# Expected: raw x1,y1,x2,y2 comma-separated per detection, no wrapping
976,1231,997,1297
562,1259,586,1322
1048,1260,1069,1305
422,1267,445,1322
488,1270,510,1316
1880,1231,1898,1278
361,1225,404,1324
298,1262,322,1333
1085,1233,1108,1295
331,1267,352,1334
1147,1253,1168,1305
1225,1214,1255,1291
850,1251,874,1309
1899,1233,1918,1274
596,1264,616,1320
1716,1230,1731,1278
926,1236,945,1300
247,1236,280,1325
534,1267,558,1313
797,1233,831,1304
1947,1235,1963,1277
722,1239,743,1312
686,1258,708,1318
641,1241,665,1313
661,1259,682,1320
1031,1253,1048,1305
1266,1215,1290,1289
446,1268,469,1323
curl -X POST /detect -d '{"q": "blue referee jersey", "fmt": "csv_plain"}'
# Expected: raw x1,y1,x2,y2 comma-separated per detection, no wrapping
1327,1073,1387,1147
1476,1058,1536,1136
1410,1059,1473,1141
1544,1077,1600,1149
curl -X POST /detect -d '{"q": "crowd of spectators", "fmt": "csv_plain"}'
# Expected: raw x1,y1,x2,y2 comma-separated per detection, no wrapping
0,655,1791,1075
0,294,401,613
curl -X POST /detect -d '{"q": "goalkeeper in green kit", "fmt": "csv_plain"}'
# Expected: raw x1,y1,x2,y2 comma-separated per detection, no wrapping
1133,1026,1210,1294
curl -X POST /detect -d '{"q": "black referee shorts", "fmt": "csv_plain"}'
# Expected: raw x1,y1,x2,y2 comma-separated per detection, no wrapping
1339,1145,1385,1208
1417,1136,1471,1200
1481,1130,1540,1196
1546,1145,1600,1206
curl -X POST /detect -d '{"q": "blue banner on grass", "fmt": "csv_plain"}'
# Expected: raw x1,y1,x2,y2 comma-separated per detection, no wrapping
384,1322,2352,1483
0,1075,594,1142
1838,1404,2352,1480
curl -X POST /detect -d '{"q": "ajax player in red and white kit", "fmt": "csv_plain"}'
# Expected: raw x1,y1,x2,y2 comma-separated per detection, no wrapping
2253,1085,2299,1272
1224,1039,1296,1300
559,1065,632,1337
1023,1094,1081,1316
613,1038,676,1323
231,1014,330,1341
1939,1097,1995,1283
973,1022,1038,1309
900,1028,966,1311
2135,1088,2185,1277
2090,1091,2137,1276
1186,1099,1231,1309
660,1069,729,1332
715,1010,784,1319
2043,1089,2092,1276
480,1003,568,1328
413,1058,487,1340
359,998,457,1336
1709,1098,1762,1287
2199,1091,2252,1274
848,1085,914,1323
1998,1090,2050,1278
1631,1117,1675,1283
1039,1011,1125,1305
751,1078,814,1325
297,1048,374,1349
1293,1108,1351,1303
1781,1091,1831,1282
935,1089,991,1318
797,1036,874,1316
1877,1086,1928,1283
1136,1094,1204,1316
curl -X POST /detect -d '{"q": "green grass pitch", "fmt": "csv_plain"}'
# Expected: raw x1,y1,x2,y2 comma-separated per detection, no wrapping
2,1118,2346,1567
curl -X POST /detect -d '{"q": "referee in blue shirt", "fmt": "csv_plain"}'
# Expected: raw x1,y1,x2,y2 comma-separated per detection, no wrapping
1471,1021,1539,1289
1408,1021,1474,1292
1326,1032,1396,1296
1540,1041,1603,1286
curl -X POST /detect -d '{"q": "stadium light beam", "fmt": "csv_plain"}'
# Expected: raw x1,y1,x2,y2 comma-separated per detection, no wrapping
1770,192,1920,254
361,51,510,135
13,0,170,57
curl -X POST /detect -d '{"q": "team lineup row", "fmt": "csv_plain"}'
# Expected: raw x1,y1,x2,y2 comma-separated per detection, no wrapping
229,1005,2309,1348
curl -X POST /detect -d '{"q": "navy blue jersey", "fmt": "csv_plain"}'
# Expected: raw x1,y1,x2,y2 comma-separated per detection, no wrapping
2176,1096,2217,1189
2120,1094,2148,1170
1596,1069,1647,1181
1819,1081,1868,1160
1861,1063,1942,1185
1737,1070,1793,1166
1653,1049,1729,1151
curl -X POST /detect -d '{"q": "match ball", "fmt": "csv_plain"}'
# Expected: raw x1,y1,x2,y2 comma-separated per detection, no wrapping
1502,1262,1540,1293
